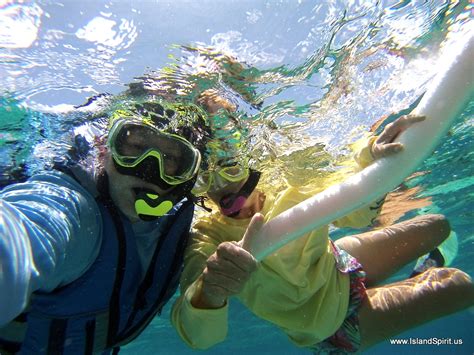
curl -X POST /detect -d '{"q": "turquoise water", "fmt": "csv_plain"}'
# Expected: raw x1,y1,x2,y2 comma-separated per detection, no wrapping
1,1,473,354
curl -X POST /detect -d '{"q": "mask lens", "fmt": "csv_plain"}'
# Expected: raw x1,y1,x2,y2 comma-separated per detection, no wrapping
158,134,198,179
114,124,151,158
110,120,200,184
219,163,249,182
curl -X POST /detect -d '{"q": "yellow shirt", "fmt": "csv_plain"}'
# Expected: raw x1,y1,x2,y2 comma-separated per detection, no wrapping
172,137,379,349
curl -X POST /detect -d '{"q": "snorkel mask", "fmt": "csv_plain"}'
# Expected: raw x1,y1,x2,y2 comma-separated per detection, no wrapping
192,158,249,195
193,156,261,217
218,169,261,217
107,100,210,220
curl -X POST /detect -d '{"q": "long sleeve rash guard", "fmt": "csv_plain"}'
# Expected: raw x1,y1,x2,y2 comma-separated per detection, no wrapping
0,172,102,326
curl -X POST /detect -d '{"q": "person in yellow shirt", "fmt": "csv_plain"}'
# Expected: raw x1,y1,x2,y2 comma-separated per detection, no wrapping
171,97,474,353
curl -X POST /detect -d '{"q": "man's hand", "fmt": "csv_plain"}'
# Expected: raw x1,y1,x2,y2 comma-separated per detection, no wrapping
371,114,425,160
191,214,264,309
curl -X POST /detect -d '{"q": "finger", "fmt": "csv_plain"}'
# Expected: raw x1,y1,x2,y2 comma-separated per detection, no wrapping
215,242,257,272
207,254,253,278
376,122,397,144
374,143,404,158
202,268,249,294
239,213,265,252
405,114,426,123
392,114,426,132
378,115,426,143
392,114,426,133
202,281,242,297
203,274,249,294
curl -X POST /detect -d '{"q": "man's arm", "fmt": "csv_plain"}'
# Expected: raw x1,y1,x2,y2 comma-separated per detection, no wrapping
0,172,102,326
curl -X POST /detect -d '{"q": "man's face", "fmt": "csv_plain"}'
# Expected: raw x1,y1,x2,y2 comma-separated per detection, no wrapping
105,118,203,221
104,152,172,222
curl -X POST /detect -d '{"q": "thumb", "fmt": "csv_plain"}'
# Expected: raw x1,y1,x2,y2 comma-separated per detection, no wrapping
239,213,265,253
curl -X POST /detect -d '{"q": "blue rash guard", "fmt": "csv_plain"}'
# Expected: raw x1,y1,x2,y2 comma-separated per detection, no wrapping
0,172,102,324
0,170,194,354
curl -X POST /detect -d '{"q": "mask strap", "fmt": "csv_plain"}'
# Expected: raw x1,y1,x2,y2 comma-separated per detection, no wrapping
113,158,173,191
219,170,261,217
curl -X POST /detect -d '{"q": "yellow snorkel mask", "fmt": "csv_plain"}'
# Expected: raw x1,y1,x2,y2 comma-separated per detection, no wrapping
192,155,261,218
108,119,202,186
192,158,249,196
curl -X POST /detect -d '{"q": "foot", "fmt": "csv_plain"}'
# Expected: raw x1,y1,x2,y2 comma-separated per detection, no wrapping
410,231,458,277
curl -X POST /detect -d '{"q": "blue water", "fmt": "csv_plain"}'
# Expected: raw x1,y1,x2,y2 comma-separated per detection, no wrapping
1,1,473,354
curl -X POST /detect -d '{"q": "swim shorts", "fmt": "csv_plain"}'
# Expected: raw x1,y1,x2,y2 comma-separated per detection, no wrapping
309,242,367,354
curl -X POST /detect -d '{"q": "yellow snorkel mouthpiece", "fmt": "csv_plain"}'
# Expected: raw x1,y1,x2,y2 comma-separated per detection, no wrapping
134,189,174,220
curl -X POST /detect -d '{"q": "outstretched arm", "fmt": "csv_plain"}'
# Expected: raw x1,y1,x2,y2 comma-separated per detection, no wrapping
0,172,101,326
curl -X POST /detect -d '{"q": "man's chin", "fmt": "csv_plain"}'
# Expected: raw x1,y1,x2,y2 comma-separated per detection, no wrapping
128,214,141,223
119,203,140,222
115,190,140,222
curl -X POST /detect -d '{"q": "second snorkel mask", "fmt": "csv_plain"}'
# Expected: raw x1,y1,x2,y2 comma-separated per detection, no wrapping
107,101,209,220
193,157,261,218
218,169,261,217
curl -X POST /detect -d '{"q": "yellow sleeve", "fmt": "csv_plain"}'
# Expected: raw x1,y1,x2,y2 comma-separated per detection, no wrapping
171,277,228,349
333,135,384,228
352,135,377,169
171,223,229,349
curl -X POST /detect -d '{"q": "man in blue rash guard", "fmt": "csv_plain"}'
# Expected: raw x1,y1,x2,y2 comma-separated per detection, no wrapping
0,97,211,354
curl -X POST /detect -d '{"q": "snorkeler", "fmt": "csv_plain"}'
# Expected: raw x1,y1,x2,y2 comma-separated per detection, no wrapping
170,94,474,353
0,98,211,354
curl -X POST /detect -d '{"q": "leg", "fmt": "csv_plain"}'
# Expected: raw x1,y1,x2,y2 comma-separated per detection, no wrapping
335,214,450,286
358,267,474,350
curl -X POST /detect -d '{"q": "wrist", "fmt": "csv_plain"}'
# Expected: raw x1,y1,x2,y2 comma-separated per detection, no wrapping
190,277,227,309
368,135,378,161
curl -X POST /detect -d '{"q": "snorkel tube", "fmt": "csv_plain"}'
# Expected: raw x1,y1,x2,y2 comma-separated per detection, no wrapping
247,34,474,261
